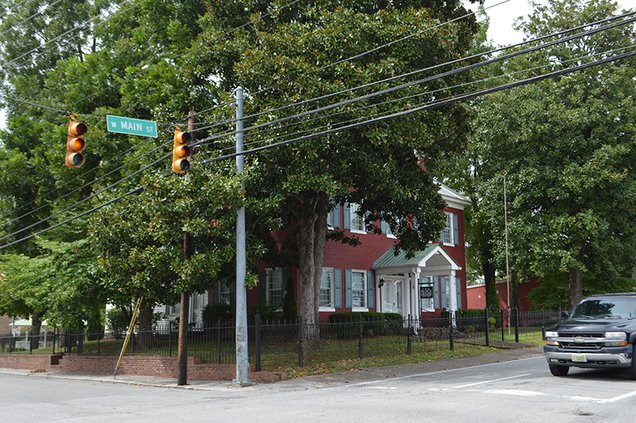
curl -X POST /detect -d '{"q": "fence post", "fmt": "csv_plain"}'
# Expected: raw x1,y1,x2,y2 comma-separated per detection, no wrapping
449,314,454,351
255,312,261,372
407,315,413,355
357,317,364,359
514,307,520,343
168,324,173,357
97,336,101,356
298,320,304,368
484,308,490,347
52,330,56,355
216,320,222,364
131,332,136,355
501,309,505,341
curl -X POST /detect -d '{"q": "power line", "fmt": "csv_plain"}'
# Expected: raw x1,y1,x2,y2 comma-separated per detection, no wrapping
0,149,171,243
1,138,171,227
0,0,64,38
200,49,636,164
2,48,633,250
201,9,636,133
196,42,636,162
191,14,636,148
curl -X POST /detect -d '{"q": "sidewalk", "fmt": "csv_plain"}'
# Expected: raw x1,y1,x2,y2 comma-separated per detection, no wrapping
0,345,544,391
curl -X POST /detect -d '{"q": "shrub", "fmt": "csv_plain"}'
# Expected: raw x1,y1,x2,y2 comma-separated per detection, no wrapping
201,303,233,327
328,312,405,337
106,308,129,339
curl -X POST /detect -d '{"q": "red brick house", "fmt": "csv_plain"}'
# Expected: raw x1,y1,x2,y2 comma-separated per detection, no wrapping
246,184,470,321
159,184,471,324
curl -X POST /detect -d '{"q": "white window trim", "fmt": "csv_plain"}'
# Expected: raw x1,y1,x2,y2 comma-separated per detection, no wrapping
326,209,335,230
351,269,368,310
441,212,455,246
319,267,336,312
349,203,366,234
266,268,284,311
385,221,397,239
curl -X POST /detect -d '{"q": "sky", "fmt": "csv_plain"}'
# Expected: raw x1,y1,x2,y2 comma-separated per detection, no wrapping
0,0,632,130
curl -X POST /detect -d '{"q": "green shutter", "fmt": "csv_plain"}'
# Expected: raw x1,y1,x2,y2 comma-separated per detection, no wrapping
452,213,459,246
343,203,351,230
345,269,352,308
367,270,375,309
259,271,267,304
455,276,462,309
282,268,290,298
334,203,341,229
433,276,440,309
441,276,449,309
334,269,343,308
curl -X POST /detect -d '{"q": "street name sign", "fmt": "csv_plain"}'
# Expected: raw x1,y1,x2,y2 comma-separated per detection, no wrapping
107,115,158,138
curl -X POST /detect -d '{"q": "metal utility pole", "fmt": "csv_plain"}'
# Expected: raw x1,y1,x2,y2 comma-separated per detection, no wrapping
235,87,251,385
503,174,511,336
177,111,196,386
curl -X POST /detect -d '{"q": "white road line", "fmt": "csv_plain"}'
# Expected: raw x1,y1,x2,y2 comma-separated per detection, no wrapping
427,373,531,392
598,390,636,404
345,355,543,388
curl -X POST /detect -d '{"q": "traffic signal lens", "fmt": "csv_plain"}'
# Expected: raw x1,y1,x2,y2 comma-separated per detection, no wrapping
66,153,85,167
68,122,87,137
67,137,85,152
172,158,190,173
175,131,191,144
175,145,191,158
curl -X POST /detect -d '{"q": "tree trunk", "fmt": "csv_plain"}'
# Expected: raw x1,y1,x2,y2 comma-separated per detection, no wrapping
296,191,328,347
482,260,497,309
137,304,154,349
30,311,42,351
569,266,583,309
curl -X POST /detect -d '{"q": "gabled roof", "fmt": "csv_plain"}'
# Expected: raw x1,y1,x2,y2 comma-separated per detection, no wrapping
438,183,471,210
372,244,461,271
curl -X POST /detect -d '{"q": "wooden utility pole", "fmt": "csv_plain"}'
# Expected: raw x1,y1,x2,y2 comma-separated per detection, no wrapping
177,111,196,386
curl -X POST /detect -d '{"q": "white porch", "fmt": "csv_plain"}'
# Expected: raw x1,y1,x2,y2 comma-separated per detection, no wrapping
372,244,462,319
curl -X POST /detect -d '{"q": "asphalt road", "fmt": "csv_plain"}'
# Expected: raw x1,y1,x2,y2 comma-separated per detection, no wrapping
3,351,636,422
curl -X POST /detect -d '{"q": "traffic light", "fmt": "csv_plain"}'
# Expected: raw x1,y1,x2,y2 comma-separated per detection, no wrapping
172,128,192,174
66,121,87,168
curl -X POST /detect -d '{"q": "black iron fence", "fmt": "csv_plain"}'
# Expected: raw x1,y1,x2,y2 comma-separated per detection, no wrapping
0,308,563,370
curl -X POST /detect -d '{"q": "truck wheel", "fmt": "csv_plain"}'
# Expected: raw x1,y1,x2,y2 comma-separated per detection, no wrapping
628,350,636,380
549,364,569,377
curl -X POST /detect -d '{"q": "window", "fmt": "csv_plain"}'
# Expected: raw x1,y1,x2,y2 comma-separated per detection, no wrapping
320,268,335,309
267,268,284,308
419,276,434,312
350,203,365,233
440,213,454,245
219,279,231,305
352,270,367,308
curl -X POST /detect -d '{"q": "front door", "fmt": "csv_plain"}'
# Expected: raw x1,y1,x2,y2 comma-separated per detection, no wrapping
383,279,403,314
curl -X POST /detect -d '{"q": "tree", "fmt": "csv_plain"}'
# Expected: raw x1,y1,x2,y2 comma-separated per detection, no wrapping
187,0,481,340
462,0,636,308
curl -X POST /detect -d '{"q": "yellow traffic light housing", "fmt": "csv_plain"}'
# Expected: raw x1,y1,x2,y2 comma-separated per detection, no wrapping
172,129,192,174
66,121,87,168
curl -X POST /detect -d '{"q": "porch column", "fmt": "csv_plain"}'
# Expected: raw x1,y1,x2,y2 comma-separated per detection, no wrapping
449,270,457,328
415,269,421,323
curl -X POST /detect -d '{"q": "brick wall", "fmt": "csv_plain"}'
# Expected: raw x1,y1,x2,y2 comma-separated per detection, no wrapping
0,354,284,383
0,315,12,335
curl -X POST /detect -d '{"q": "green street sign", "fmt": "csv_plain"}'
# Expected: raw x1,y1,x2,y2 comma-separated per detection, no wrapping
107,115,158,138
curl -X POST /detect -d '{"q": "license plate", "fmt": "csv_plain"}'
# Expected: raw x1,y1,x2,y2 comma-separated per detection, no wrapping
572,353,588,363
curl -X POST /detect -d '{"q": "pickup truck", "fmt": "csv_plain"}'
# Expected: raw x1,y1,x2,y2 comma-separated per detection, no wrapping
543,293,636,379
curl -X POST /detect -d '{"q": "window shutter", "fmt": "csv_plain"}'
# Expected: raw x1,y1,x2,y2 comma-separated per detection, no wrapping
367,270,375,309
433,276,440,309
345,269,352,308
334,269,343,308
282,268,290,297
380,220,388,234
441,276,449,309
259,271,267,304
452,213,459,246
333,203,341,229
455,276,462,309
343,203,351,230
